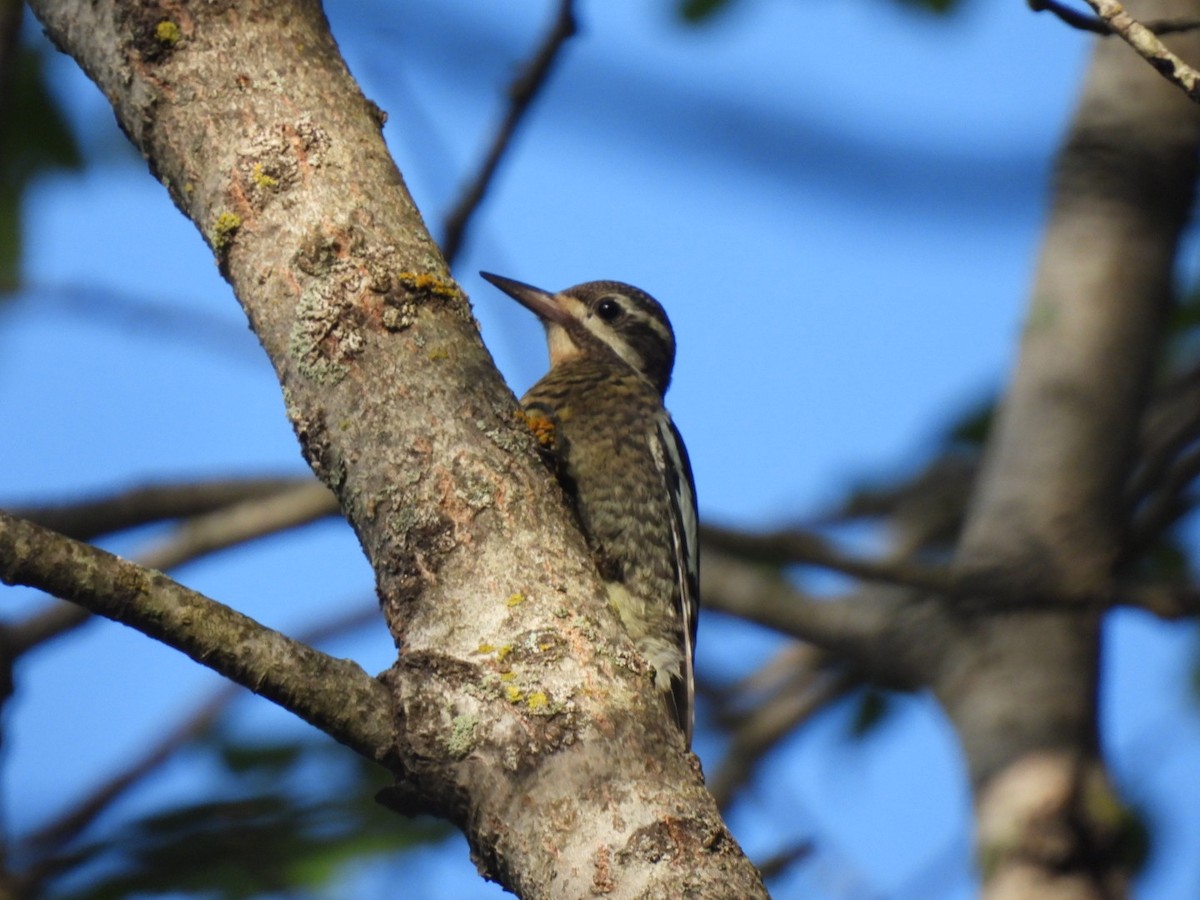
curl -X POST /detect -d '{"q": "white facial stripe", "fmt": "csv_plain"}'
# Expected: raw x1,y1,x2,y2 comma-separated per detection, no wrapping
640,311,672,349
585,320,644,372
574,296,657,374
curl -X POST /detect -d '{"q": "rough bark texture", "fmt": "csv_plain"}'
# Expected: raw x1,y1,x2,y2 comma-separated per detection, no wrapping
949,1,1200,896
23,1,766,896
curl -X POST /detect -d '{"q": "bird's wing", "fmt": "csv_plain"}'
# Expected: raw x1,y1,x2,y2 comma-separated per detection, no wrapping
650,410,700,745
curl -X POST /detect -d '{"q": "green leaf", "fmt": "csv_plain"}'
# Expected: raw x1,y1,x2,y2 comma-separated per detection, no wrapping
43,734,450,899
217,739,306,776
892,0,962,12
0,184,19,292
1111,802,1152,874
1132,538,1191,583
1,47,82,181
0,44,83,290
848,688,891,738
946,397,995,447
677,0,740,24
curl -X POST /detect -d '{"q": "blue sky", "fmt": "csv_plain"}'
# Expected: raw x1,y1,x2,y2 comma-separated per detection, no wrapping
4,1,1199,897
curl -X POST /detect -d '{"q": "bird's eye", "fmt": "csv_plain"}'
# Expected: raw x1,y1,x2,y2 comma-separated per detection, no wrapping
595,297,624,321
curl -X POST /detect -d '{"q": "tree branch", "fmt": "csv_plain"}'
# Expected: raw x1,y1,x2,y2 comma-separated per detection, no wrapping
0,510,396,766
440,0,577,264
1116,581,1200,617
708,652,858,808
940,4,1200,892
11,475,317,541
957,0,1200,596
5,480,342,655
1128,442,1200,552
1126,362,1200,507
1030,0,1200,34
700,550,897,657
702,523,956,594
1123,364,1200,555
24,1,767,892
136,480,340,566
1079,0,1200,101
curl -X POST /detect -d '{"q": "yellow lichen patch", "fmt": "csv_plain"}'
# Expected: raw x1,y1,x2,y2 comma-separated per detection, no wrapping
427,347,450,361
504,685,523,703
495,644,513,661
251,162,279,190
505,592,525,608
212,212,242,251
526,692,548,711
155,20,181,46
475,643,496,655
396,271,459,300
499,671,516,682
517,409,556,449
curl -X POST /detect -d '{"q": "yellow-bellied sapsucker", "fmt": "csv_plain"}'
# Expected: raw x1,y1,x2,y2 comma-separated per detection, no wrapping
481,272,699,745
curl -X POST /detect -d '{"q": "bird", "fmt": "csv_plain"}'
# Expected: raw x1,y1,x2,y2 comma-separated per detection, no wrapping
480,271,699,745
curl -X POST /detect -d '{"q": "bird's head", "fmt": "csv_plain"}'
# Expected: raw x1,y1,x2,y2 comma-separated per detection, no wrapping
481,272,677,396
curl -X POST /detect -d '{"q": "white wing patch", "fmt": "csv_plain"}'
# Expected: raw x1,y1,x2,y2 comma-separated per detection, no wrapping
650,410,700,745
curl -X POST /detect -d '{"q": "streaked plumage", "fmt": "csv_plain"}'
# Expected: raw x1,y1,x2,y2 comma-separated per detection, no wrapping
481,272,700,745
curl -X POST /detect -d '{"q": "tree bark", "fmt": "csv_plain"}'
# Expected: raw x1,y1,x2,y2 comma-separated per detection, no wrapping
950,1,1200,896
21,1,766,896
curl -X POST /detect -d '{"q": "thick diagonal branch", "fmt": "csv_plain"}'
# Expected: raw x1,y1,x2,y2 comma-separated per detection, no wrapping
23,1,767,894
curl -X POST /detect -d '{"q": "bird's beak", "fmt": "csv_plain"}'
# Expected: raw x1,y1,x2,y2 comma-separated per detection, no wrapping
480,272,572,327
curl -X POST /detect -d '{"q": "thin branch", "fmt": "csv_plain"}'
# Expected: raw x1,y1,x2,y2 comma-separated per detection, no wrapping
709,654,857,808
0,510,395,766
711,675,849,808
136,480,340,568
1117,581,1200,618
1122,364,1200,560
440,0,577,264
23,281,262,363
710,642,829,716
1127,444,1200,555
821,453,976,559
701,524,957,595
11,475,317,541
1126,364,1200,505
1030,0,1200,34
1080,0,1200,102
700,550,896,654
5,480,343,655
755,842,816,882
